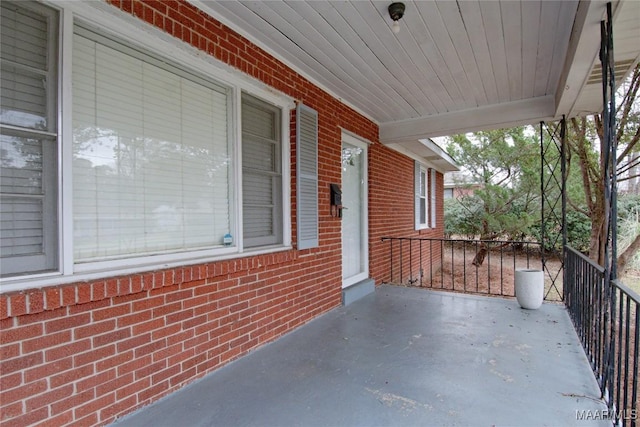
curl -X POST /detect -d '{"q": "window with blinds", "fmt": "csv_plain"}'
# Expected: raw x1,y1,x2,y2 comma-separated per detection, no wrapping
0,1,58,276
241,94,282,248
430,168,437,228
415,162,438,230
1,2,291,281
72,27,231,261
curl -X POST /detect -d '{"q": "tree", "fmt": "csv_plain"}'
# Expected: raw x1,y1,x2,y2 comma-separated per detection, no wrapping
446,127,541,265
566,64,640,269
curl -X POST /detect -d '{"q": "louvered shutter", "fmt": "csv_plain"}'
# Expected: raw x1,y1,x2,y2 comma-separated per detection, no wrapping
0,1,58,276
296,104,318,250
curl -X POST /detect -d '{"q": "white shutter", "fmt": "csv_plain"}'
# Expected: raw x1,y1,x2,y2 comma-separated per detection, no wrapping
296,104,318,250
0,1,58,277
72,28,230,261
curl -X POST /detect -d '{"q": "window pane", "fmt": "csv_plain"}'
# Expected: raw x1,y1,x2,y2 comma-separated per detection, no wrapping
0,1,58,277
1,3,49,69
420,199,426,225
72,31,231,261
420,171,426,197
0,133,43,195
241,94,282,247
0,195,43,257
0,134,45,258
0,63,48,130
1,2,52,131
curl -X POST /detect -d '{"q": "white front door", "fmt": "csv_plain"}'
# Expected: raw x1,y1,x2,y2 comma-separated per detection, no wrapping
341,134,368,288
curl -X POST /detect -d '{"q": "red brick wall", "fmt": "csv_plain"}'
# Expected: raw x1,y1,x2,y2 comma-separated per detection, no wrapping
369,143,445,285
0,1,443,425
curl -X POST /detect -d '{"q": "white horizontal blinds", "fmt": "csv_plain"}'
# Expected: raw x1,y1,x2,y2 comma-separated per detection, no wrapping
242,94,282,248
0,2,51,130
72,28,230,261
296,104,318,250
430,168,437,228
0,1,58,276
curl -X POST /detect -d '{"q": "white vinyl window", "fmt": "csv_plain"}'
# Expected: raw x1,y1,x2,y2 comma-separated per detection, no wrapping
0,1,59,276
415,162,428,229
415,162,437,230
72,27,232,262
241,94,282,248
430,168,437,228
0,1,291,287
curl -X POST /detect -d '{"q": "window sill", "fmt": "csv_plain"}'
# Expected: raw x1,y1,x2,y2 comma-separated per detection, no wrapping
0,245,294,294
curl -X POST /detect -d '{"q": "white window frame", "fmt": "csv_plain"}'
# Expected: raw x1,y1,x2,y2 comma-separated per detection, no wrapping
415,162,438,230
430,168,437,228
0,1,60,276
0,0,293,292
415,162,428,230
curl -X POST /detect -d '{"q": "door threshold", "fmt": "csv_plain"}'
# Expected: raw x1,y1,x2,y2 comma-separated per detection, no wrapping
342,278,375,306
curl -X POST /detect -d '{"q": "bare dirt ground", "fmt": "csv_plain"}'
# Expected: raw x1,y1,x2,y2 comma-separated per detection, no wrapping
419,246,564,302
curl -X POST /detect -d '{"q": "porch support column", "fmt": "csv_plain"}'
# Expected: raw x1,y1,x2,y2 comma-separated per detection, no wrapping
601,1,618,408
539,118,566,301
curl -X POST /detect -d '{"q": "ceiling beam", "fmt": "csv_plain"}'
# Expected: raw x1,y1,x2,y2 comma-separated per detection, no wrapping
379,95,555,143
554,0,611,118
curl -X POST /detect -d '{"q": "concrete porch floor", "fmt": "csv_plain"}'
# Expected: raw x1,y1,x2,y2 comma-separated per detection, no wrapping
114,285,608,427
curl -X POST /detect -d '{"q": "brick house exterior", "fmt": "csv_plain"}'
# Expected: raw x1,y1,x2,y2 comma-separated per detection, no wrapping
0,1,449,425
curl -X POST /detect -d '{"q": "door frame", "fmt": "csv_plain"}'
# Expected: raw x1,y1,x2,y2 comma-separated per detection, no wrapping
341,132,369,288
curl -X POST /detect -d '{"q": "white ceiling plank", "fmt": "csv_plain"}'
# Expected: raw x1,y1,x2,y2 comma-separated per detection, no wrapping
533,1,562,97
546,1,580,96
193,1,378,123
252,2,400,116
238,1,397,120
456,0,499,105
190,0,639,133
410,1,468,111
435,1,488,107
303,1,438,116
343,1,444,116
519,1,541,100
400,1,457,112
500,1,523,101
280,1,418,117
414,1,476,110
205,2,366,109
478,1,510,103
382,4,450,114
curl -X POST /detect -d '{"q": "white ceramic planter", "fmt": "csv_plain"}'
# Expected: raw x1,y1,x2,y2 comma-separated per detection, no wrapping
515,269,544,310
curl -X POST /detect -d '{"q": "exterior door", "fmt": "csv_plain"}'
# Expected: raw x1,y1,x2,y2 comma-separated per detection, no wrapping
341,134,368,288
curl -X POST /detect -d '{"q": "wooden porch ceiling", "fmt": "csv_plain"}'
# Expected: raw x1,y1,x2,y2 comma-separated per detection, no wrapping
192,0,640,144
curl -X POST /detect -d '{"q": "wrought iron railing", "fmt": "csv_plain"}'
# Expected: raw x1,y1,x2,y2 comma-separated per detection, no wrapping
380,237,562,301
565,246,639,426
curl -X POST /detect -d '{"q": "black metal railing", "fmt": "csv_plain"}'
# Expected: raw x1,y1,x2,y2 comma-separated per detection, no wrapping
565,246,639,426
380,237,562,301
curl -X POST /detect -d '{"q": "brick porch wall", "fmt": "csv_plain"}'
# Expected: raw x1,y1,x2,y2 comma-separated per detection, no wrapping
0,1,443,425
369,144,445,285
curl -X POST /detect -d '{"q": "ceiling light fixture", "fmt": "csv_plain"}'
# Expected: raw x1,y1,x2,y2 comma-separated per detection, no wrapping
388,2,405,34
